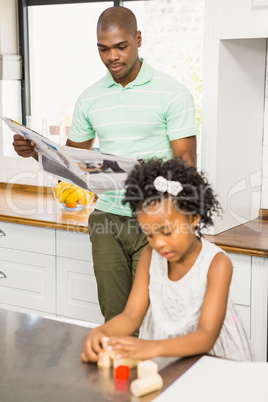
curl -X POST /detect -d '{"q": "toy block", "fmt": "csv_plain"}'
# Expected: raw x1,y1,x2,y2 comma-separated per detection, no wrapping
97,337,113,367
137,360,158,378
130,373,163,397
114,365,130,381
102,337,109,349
97,350,112,368
113,357,140,369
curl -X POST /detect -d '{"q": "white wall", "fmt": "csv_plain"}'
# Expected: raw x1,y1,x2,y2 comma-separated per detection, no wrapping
202,0,268,234
218,0,268,210
216,0,268,210
217,0,268,210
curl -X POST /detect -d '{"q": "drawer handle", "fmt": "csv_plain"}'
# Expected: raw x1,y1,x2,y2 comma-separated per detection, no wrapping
0,271,7,279
0,230,6,237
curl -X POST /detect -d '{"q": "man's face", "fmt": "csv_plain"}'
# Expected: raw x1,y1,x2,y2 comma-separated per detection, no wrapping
97,27,142,86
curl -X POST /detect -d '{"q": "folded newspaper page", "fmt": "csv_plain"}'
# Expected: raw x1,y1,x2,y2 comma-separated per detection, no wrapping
2,117,138,195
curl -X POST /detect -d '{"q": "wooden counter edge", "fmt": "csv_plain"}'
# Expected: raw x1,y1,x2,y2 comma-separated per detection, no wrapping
211,242,268,258
259,208,268,222
0,182,52,194
0,215,89,233
1,214,267,257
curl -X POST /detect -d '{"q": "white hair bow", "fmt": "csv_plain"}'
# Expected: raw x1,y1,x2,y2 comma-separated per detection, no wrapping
153,176,183,196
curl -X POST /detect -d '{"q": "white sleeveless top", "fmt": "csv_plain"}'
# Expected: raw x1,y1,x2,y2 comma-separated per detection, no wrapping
139,238,254,361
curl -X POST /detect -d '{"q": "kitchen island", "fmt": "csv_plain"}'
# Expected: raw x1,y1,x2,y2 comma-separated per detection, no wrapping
0,307,202,402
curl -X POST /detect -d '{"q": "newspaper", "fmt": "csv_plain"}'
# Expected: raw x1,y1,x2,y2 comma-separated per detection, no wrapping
2,117,138,195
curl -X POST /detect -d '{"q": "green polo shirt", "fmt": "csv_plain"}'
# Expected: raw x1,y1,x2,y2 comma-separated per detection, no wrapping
68,59,197,216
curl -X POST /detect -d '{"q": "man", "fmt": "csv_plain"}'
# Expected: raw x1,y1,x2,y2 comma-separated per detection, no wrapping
13,6,197,323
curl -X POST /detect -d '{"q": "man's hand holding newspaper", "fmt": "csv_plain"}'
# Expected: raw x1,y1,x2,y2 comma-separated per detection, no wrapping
2,117,138,195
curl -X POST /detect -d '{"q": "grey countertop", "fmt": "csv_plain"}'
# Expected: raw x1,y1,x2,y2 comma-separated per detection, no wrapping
0,308,201,402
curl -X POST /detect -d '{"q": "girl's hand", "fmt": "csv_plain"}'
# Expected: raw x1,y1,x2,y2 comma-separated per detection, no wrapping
81,329,107,363
107,336,160,360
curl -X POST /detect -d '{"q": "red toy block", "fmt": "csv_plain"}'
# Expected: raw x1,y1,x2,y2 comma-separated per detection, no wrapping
114,365,130,381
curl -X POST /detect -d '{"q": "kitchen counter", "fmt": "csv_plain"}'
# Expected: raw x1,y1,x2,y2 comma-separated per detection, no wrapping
1,183,268,257
0,307,202,402
0,183,93,233
205,210,268,258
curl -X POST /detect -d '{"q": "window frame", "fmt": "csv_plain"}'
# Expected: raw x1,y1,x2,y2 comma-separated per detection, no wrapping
17,0,146,124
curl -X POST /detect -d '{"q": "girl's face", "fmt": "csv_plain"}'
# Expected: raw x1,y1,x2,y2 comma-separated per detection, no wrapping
137,198,200,264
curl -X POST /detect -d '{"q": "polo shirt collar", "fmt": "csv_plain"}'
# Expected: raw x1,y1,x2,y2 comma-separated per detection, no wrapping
104,58,153,88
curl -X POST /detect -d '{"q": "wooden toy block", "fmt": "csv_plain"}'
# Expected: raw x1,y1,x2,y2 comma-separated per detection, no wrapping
130,373,163,397
98,337,140,370
102,337,109,348
113,357,140,369
114,365,130,381
101,337,117,359
137,360,158,378
97,337,114,367
97,350,112,368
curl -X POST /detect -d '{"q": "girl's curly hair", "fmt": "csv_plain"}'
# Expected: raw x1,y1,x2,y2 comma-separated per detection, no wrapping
122,157,221,237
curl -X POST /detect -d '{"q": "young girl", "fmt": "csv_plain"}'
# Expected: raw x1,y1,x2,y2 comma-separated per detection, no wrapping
81,157,254,363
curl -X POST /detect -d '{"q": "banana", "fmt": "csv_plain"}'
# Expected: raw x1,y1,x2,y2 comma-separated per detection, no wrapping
65,187,86,204
53,183,63,198
78,191,91,205
58,187,74,203
63,188,77,204
54,182,73,199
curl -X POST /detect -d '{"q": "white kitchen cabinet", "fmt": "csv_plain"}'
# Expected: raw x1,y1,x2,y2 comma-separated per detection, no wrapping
229,253,251,306
228,252,268,361
56,229,92,262
219,0,268,40
250,256,268,363
228,252,251,338
56,229,103,325
0,223,56,314
234,305,251,339
0,222,103,325
57,257,103,324
0,221,55,255
0,248,56,313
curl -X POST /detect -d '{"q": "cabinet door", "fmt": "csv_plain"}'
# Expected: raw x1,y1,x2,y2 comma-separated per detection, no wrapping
57,257,103,324
56,229,92,262
250,256,268,362
227,253,252,341
0,248,56,313
234,305,251,338
0,222,55,255
228,253,251,306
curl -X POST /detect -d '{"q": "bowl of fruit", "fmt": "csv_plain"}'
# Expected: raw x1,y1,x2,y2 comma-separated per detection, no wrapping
52,181,95,211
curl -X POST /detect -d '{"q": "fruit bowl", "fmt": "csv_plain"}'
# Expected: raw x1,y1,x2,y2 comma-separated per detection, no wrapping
52,182,95,211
